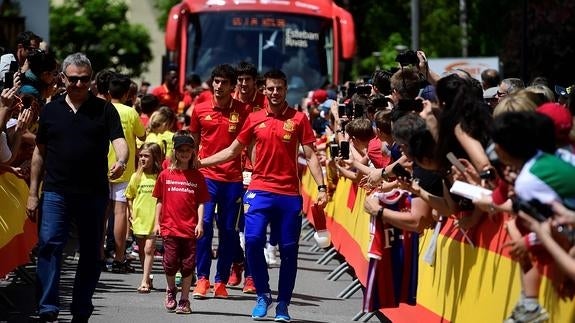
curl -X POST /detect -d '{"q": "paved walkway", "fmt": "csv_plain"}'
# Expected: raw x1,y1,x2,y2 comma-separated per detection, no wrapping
1,222,373,322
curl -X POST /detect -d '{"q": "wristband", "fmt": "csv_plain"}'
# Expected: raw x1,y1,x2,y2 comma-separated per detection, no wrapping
318,184,327,192
381,168,389,181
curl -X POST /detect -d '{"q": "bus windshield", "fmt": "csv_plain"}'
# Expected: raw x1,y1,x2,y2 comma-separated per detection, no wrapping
186,12,333,105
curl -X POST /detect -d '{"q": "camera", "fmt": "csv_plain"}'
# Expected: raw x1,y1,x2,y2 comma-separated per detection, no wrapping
395,50,419,67
356,84,372,96
396,98,424,113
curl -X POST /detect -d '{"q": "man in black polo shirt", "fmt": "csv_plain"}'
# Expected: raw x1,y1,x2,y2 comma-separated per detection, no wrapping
26,52,128,323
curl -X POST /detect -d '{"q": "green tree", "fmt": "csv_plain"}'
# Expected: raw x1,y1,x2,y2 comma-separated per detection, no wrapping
153,0,180,31
50,0,152,77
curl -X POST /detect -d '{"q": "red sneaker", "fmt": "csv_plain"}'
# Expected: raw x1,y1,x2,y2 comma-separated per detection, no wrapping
175,299,191,314
213,282,229,299
164,287,177,311
228,263,244,286
192,277,210,299
242,276,256,294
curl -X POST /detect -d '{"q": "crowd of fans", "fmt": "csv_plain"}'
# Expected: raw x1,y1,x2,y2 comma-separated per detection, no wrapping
309,50,575,323
1,29,575,323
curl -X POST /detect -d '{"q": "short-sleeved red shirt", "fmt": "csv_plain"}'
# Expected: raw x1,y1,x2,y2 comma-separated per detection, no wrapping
367,137,390,169
235,90,269,171
190,98,250,182
151,84,182,114
195,89,213,106
152,168,211,238
236,103,316,195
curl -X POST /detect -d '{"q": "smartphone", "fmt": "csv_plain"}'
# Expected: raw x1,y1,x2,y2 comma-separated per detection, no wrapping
446,152,466,173
338,103,346,117
4,61,18,89
21,95,34,110
329,142,340,159
339,141,350,160
392,163,412,181
512,198,553,222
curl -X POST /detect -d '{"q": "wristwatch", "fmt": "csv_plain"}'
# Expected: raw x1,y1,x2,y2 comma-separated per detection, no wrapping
318,184,327,192
377,207,384,218
381,168,389,181
117,160,127,170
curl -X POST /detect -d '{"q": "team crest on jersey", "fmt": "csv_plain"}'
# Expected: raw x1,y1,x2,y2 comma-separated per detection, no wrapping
244,203,250,213
204,114,212,121
229,112,239,123
246,192,256,199
283,119,295,132
282,133,292,142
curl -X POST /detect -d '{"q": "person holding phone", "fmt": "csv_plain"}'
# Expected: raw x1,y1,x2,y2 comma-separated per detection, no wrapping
492,111,575,323
18,49,59,104
198,69,327,322
0,31,42,86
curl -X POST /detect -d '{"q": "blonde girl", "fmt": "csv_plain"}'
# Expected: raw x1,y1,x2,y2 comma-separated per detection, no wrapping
145,106,176,158
125,142,163,293
152,130,210,314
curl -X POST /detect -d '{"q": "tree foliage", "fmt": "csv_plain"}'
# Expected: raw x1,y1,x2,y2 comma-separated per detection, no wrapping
49,0,152,77
153,0,180,31
149,0,575,85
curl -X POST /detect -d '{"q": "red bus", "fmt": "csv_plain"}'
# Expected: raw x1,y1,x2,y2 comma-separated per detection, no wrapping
165,0,356,105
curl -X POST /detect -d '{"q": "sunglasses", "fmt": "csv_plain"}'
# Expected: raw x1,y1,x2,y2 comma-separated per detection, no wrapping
64,74,91,84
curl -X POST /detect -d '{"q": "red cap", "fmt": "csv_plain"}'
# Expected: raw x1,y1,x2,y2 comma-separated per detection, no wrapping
536,102,573,141
312,89,328,104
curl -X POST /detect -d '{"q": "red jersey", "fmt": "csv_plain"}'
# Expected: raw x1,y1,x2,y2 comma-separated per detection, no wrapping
235,90,269,171
182,91,193,110
236,104,315,195
152,168,210,238
367,137,390,169
194,89,213,106
234,90,268,112
190,98,250,182
151,84,182,113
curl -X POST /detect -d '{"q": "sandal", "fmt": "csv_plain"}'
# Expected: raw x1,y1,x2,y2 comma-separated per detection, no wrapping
137,285,151,294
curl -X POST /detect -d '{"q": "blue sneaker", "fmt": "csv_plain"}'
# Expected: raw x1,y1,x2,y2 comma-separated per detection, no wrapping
274,301,291,322
252,295,272,320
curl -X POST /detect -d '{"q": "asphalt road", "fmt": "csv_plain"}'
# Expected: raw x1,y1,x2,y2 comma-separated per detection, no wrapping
1,223,370,323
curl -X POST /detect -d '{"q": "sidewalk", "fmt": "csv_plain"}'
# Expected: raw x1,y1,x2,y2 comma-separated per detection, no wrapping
0,223,370,322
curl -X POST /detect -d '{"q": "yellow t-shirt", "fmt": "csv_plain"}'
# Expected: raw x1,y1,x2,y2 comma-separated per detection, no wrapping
108,103,146,183
145,130,175,159
125,172,157,235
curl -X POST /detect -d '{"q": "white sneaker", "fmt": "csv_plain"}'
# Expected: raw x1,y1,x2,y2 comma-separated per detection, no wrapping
266,243,279,267
504,301,549,323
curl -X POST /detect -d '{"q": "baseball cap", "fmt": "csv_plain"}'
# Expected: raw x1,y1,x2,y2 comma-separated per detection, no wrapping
173,135,195,149
312,89,328,104
536,102,573,141
483,87,498,99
